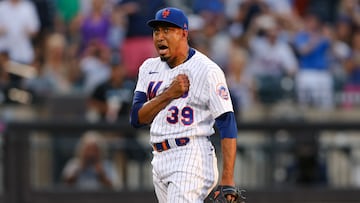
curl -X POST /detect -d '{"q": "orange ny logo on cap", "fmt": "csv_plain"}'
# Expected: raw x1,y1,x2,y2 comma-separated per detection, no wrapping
162,9,170,18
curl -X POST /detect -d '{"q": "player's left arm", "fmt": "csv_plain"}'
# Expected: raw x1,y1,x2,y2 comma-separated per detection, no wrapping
215,111,237,186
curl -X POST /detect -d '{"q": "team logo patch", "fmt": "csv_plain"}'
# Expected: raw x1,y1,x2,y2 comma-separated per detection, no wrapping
162,9,170,18
216,83,229,100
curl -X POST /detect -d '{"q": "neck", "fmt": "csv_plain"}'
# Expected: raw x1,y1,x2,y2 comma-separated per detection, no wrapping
168,46,190,68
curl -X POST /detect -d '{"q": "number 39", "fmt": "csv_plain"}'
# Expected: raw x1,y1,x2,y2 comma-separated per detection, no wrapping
166,106,194,125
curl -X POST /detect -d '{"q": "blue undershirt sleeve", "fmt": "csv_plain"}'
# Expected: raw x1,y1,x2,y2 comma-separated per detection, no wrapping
215,112,238,139
130,91,147,128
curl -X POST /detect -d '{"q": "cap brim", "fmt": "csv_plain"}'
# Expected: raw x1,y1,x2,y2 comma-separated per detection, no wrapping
147,19,182,29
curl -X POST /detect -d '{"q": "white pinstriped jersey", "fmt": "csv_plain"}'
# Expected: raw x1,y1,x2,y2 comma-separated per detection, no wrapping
135,49,234,143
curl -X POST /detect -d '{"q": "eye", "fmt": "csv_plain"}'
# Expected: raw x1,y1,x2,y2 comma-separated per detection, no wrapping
153,28,160,34
164,27,170,33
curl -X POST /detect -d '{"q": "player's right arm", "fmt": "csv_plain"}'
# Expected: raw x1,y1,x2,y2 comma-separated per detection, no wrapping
130,74,189,127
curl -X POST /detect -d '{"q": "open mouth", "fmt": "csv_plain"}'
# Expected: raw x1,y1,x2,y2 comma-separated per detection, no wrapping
158,45,168,49
158,45,169,55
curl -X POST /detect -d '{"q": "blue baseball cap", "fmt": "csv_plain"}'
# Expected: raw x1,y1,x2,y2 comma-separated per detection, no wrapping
147,7,188,30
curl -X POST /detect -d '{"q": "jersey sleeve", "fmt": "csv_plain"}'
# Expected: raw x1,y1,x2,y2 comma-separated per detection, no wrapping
208,67,234,118
134,60,149,93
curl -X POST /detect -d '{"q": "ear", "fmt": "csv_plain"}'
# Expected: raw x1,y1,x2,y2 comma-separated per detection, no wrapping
183,30,189,39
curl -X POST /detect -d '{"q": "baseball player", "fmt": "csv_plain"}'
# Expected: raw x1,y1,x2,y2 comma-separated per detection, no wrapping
130,7,241,202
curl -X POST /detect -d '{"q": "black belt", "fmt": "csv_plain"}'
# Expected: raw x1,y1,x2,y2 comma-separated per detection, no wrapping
152,137,190,152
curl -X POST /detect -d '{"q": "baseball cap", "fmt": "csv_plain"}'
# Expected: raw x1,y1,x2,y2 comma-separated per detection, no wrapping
147,7,188,30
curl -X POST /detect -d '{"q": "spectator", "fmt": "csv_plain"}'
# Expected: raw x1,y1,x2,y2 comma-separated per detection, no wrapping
246,14,298,105
342,30,360,108
192,0,226,30
117,0,166,79
25,33,74,96
333,16,355,46
237,0,270,32
191,0,234,70
30,0,56,64
263,0,293,16
53,0,82,55
292,12,333,109
78,41,111,95
322,19,352,102
0,50,13,104
227,1,246,45
0,50,10,79
201,15,232,71
107,3,127,64
224,0,242,21
226,45,254,118
187,14,209,56
87,61,135,122
31,0,56,33
227,0,293,22
62,131,121,190
337,0,360,27
79,0,112,53
55,0,81,26
0,50,36,104
0,0,40,64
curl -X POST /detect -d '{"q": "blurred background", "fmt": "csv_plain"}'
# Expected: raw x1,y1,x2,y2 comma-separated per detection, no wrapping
1,0,360,202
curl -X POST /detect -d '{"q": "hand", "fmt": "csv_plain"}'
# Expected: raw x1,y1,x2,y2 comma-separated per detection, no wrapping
166,74,190,99
204,185,246,203
94,161,105,176
225,193,237,202
94,161,113,187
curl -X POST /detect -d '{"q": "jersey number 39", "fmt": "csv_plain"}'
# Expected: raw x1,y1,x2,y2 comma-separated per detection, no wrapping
148,81,193,125
167,106,193,125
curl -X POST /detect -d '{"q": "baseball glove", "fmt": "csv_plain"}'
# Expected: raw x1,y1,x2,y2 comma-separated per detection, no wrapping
204,185,246,203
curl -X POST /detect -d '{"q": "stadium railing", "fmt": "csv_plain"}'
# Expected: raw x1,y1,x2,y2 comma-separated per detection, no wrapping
2,118,360,203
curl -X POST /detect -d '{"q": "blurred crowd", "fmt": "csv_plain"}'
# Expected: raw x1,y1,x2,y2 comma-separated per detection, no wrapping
2,0,360,190
1,0,360,121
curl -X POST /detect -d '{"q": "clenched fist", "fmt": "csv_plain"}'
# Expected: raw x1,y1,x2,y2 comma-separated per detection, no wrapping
166,74,190,99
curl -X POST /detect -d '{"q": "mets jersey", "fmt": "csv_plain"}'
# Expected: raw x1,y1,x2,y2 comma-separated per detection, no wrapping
134,49,234,143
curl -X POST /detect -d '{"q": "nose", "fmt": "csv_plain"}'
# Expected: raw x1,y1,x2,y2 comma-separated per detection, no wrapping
155,32,164,42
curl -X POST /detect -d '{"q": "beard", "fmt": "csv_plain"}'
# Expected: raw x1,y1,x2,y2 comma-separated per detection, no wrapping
160,55,169,62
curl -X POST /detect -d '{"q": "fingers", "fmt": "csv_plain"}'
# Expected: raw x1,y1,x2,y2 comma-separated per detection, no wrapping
176,74,190,91
225,194,236,202
167,74,190,99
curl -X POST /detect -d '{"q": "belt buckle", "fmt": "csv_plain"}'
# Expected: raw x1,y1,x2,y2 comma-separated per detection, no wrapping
175,137,190,146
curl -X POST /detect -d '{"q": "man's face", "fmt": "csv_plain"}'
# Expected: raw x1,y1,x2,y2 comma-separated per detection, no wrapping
82,143,100,165
152,23,185,63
